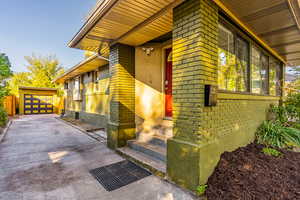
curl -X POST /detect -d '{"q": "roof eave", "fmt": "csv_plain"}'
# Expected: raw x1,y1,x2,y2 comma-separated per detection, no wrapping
53,54,109,84
68,0,118,49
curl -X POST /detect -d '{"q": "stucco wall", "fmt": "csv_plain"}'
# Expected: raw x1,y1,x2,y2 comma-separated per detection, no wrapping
135,44,168,133
65,66,109,127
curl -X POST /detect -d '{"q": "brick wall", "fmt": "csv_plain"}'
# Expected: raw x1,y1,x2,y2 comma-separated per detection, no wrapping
172,0,218,144
168,0,281,190
107,43,136,149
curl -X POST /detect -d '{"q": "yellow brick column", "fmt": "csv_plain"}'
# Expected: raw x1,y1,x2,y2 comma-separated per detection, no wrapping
107,43,136,149
167,0,219,190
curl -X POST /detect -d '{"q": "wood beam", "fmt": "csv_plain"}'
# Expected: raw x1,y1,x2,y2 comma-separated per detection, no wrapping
242,3,288,22
272,39,300,48
110,0,184,46
86,35,112,43
258,25,298,37
287,0,300,30
281,50,300,55
287,57,300,61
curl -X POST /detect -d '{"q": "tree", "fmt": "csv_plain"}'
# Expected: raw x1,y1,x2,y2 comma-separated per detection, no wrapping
0,53,12,81
0,53,13,104
25,54,64,88
7,72,32,95
8,54,64,95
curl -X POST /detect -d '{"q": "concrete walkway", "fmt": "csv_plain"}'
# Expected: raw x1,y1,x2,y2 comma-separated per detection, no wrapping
0,115,197,200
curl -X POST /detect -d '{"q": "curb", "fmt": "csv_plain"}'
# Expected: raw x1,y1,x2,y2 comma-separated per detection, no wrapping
55,117,106,142
0,120,12,143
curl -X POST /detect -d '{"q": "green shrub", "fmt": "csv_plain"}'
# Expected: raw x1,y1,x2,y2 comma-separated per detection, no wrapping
269,105,289,124
285,93,300,122
0,106,8,127
262,147,282,157
256,121,300,148
196,185,207,196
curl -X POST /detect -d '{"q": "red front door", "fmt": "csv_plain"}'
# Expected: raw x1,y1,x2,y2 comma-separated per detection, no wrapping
165,48,172,117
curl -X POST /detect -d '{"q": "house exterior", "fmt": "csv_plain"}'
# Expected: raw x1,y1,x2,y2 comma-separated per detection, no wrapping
55,0,300,191
55,54,110,127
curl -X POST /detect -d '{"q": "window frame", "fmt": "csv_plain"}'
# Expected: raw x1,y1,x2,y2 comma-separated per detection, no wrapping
218,16,283,97
218,17,251,93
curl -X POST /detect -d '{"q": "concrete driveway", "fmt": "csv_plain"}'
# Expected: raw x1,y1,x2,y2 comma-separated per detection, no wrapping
0,115,197,200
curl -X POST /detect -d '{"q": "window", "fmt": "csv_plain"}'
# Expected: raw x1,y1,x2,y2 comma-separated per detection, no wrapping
64,82,68,90
218,24,249,92
251,47,269,95
236,37,249,91
73,77,82,101
94,65,109,82
269,58,282,96
218,17,283,96
74,77,80,90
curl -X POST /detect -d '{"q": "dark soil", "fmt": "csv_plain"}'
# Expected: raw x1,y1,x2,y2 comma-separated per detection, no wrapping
206,143,300,200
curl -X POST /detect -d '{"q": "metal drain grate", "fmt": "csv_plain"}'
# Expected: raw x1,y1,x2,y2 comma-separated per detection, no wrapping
90,160,151,191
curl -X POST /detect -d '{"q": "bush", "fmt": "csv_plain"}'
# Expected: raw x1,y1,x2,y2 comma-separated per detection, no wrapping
0,106,8,127
285,93,300,122
256,121,300,148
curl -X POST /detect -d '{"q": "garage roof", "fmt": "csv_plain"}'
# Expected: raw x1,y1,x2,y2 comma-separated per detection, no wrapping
19,86,58,91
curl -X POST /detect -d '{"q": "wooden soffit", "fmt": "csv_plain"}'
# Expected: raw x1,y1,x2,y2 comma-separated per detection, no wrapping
68,0,183,53
54,54,108,84
216,0,300,66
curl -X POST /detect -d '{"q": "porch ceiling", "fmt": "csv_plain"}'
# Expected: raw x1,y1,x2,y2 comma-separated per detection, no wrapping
68,0,183,52
70,0,300,67
220,0,300,66
54,54,108,84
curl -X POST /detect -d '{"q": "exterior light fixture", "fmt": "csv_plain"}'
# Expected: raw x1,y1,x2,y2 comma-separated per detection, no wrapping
142,47,154,56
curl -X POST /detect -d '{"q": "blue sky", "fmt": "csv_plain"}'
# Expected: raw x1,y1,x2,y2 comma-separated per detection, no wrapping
0,0,97,72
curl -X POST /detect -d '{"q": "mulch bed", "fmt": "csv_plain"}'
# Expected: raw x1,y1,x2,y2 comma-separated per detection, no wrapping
206,143,300,200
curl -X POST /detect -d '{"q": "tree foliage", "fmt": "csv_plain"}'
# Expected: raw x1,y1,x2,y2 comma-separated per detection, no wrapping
0,53,13,104
8,55,64,95
0,53,12,126
0,53,13,81
7,72,32,96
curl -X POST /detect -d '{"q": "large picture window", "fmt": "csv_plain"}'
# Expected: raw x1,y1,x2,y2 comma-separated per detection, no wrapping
218,24,249,92
218,18,283,96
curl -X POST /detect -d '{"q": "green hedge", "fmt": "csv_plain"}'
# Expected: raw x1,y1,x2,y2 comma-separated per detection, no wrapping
0,106,8,127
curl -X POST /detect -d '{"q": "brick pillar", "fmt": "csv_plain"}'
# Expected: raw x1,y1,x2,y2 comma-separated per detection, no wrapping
107,43,136,149
167,0,218,190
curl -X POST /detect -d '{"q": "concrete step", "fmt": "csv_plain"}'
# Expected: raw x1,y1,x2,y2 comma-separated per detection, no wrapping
116,147,166,177
127,140,166,162
137,132,167,147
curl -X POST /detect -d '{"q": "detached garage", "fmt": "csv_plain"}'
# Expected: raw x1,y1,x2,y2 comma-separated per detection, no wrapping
19,87,62,115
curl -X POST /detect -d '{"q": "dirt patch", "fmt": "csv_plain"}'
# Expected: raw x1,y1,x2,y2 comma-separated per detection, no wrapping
206,143,300,200
5,162,80,192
